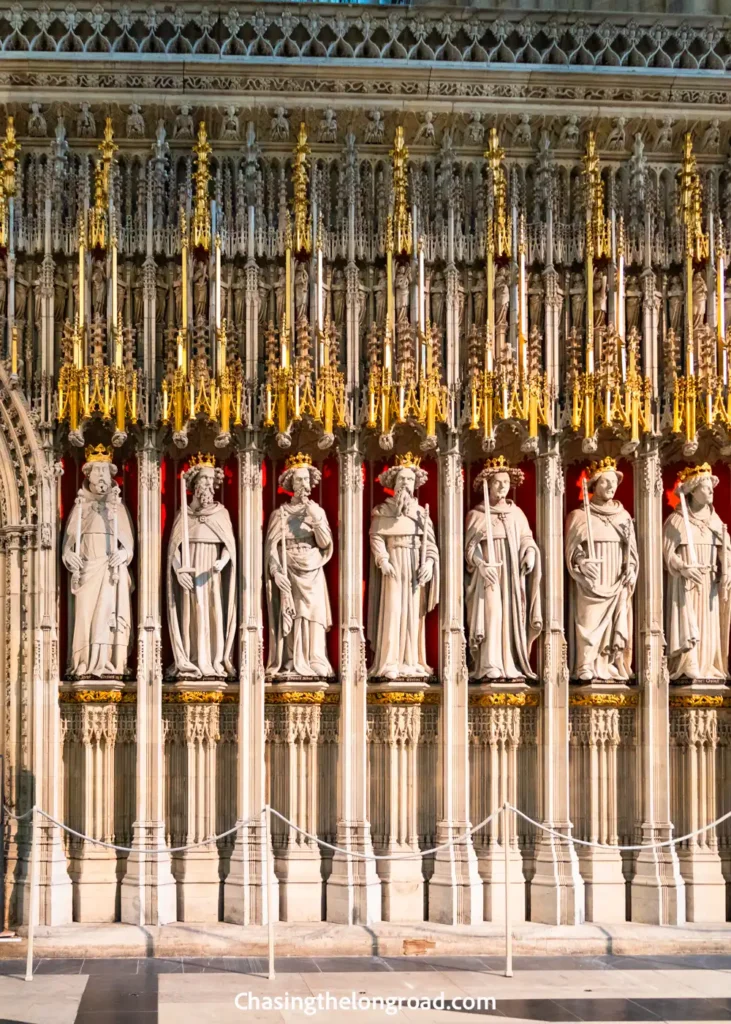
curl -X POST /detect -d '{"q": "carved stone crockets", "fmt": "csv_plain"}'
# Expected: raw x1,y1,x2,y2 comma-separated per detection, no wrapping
264,454,334,679
367,455,439,680
167,456,236,681
465,459,542,681
663,465,731,682
61,446,134,679
565,458,638,681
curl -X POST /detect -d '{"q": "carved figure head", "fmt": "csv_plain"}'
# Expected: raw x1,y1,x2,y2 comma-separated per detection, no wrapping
185,453,224,506
82,444,117,496
586,456,623,501
377,453,428,494
676,463,718,508
278,452,322,495
474,455,524,498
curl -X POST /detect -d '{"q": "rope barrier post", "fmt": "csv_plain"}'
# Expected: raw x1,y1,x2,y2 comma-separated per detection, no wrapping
264,804,275,981
25,807,39,983
503,802,512,978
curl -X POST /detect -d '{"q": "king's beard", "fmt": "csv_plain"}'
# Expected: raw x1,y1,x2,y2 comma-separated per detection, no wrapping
395,488,414,515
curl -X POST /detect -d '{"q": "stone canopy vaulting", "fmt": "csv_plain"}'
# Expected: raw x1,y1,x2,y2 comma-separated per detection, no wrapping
3,0,731,934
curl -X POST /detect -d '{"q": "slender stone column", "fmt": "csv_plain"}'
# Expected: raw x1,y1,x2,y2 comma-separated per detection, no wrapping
670,707,725,921
429,438,482,924
631,444,685,923
166,703,220,921
63,702,119,922
269,702,322,921
569,706,625,921
120,442,176,924
470,705,526,922
327,439,381,923
368,701,423,920
224,439,276,923
531,443,584,924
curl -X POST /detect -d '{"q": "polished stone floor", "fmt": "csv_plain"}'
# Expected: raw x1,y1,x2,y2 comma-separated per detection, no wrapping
0,954,730,1022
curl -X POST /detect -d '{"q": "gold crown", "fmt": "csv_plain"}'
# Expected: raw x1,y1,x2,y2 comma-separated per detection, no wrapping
84,444,113,464
189,452,216,469
285,452,313,472
395,453,421,471
677,463,712,484
587,456,618,479
483,455,512,473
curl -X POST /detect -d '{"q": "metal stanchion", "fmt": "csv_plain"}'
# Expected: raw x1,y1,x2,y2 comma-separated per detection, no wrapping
264,804,275,981
503,802,512,978
25,807,39,982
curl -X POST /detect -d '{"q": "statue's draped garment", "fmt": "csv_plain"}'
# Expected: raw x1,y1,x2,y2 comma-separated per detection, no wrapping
465,500,541,679
167,500,236,678
264,500,334,677
63,485,134,676
664,503,731,680
566,499,638,680
367,496,439,678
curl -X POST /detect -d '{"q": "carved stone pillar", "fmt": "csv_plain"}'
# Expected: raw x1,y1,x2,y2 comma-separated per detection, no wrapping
63,701,119,922
165,702,220,922
470,704,526,922
368,700,423,921
531,444,584,924
718,710,731,904
268,701,322,922
631,445,685,923
569,705,625,921
670,706,725,921
429,439,482,924
225,440,276,924
120,443,177,925
327,440,381,923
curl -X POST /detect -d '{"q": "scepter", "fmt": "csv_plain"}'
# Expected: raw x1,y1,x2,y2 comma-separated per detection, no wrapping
581,477,602,568
419,503,430,588
482,480,502,588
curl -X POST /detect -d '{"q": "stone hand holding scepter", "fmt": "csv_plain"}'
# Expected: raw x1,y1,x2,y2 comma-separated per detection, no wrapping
579,475,603,586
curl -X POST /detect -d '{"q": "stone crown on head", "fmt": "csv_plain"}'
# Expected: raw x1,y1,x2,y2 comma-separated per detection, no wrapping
395,452,421,471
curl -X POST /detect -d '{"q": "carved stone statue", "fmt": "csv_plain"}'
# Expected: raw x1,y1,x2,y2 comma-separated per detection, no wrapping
663,464,731,681
625,274,642,334
274,266,286,327
559,115,580,148
494,266,509,333
528,271,544,331
606,116,627,151
264,454,334,679
374,267,387,327
14,264,29,321
126,104,145,138
565,458,638,681
471,270,486,330
91,259,106,317
27,102,47,138
395,264,410,324
62,445,134,678
331,267,345,326
466,111,485,145
430,269,445,329
220,105,240,141
415,111,436,144
668,274,684,332
692,271,708,331
294,262,309,323
318,108,337,144
368,455,439,680
270,106,290,142
54,268,68,322
593,269,608,328
167,455,236,680
365,109,385,144
570,271,586,331
193,261,208,318
513,113,532,147
465,458,542,681
233,267,246,324
656,116,674,152
77,102,96,138
173,104,194,140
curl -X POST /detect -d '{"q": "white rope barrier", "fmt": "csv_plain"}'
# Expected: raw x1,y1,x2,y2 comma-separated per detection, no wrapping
5,798,731,985
507,803,731,850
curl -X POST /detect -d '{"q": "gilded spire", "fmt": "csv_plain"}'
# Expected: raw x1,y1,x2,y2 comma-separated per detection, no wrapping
484,127,510,259
582,131,610,260
192,121,212,254
1,116,19,198
390,126,412,258
292,122,312,257
678,132,709,264
88,116,117,251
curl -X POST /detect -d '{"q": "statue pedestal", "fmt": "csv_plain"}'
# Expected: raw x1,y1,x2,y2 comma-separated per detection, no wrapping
70,842,118,923
368,684,426,922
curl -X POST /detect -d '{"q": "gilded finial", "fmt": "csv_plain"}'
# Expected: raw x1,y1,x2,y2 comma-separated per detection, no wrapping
582,131,611,260
88,116,117,251
678,132,709,264
1,116,20,198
